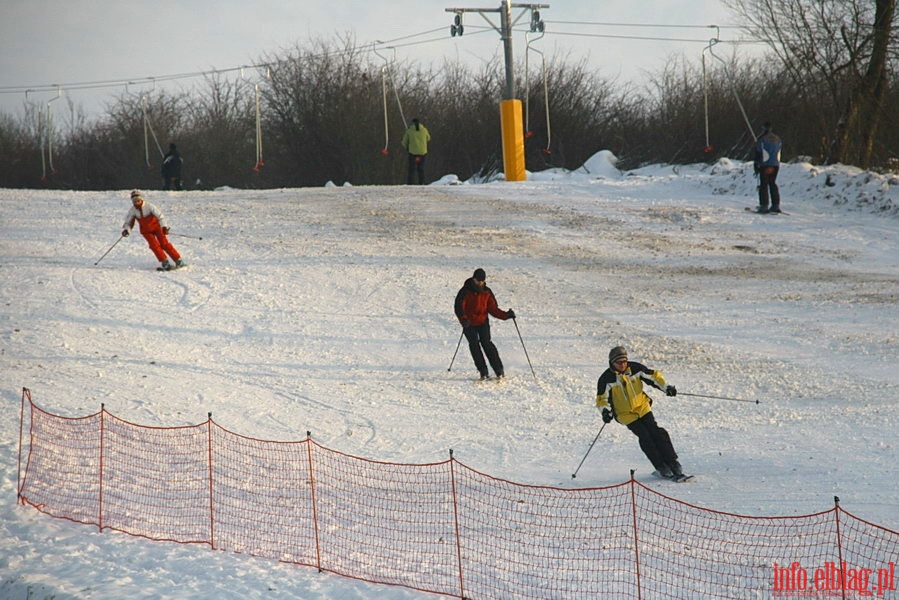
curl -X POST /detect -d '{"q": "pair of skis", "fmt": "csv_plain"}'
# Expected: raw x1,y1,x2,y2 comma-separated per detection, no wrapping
157,261,186,272
745,206,789,215
653,471,695,483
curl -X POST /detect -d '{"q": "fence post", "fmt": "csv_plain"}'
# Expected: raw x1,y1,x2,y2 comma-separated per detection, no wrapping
99,403,106,533
207,412,215,550
449,449,466,599
17,388,29,505
629,470,643,600
833,496,847,600
306,431,323,573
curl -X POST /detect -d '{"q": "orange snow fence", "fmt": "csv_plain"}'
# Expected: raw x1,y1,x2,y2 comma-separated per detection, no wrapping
16,389,899,599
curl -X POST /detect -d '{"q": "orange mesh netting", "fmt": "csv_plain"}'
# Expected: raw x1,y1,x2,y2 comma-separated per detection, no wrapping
16,390,898,599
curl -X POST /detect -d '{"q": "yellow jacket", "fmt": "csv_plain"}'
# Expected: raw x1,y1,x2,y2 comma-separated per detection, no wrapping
595,361,667,425
401,121,430,156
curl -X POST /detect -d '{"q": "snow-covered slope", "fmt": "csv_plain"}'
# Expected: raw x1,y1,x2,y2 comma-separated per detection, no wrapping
2,155,896,599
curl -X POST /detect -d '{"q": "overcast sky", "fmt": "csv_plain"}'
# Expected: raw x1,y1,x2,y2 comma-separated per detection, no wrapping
0,0,750,118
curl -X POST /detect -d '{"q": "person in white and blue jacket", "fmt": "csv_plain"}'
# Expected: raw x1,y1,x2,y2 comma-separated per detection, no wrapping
754,122,783,213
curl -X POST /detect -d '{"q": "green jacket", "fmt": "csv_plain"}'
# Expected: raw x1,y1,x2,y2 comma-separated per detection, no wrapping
401,122,431,156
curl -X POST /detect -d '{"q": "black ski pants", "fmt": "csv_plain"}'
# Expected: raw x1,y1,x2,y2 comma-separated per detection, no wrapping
758,166,780,209
407,153,426,185
626,412,678,472
463,322,504,377
163,176,183,191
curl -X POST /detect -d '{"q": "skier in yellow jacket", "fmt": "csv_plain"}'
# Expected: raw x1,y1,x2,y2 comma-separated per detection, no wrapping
596,346,685,479
401,118,431,185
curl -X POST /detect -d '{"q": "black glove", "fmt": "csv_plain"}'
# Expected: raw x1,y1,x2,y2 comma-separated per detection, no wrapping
162,226,170,234
601,408,612,423
506,309,516,319
461,319,471,328
666,385,677,397
121,229,129,237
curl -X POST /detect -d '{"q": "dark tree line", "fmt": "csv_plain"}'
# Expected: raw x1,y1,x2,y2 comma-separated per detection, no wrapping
1,3,897,190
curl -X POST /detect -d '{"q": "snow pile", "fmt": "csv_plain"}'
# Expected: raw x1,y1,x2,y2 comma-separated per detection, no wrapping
703,158,899,215
474,150,899,216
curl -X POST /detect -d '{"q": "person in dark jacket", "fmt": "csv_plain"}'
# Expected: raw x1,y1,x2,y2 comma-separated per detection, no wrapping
753,122,782,213
595,346,685,478
161,143,183,191
453,268,515,380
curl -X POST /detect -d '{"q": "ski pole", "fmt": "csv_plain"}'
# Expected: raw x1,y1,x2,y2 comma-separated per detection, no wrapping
679,391,759,404
447,331,464,372
94,234,124,266
169,233,203,240
572,422,607,479
512,317,537,379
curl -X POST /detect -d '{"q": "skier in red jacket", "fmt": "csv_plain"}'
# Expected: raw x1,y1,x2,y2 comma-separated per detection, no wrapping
454,268,515,380
121,189,184,270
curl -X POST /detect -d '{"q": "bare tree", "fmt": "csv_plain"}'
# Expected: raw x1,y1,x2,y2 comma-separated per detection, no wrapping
183,73,256,188
727,0,896,167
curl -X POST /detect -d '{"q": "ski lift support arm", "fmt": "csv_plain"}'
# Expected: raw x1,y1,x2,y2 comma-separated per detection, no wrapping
446,3,549,100
705,35,756,140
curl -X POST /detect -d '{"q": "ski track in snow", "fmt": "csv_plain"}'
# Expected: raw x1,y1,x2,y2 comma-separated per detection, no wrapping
1,160,897,599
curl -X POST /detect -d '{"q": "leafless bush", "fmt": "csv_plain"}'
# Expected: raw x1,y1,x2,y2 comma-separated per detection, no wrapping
1,31,899,189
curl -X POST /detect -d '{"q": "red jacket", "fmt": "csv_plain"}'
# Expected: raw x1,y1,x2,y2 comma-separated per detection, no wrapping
454,278,511,326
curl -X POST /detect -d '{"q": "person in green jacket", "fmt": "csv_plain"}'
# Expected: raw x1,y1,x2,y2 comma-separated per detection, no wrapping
401,118,431,184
